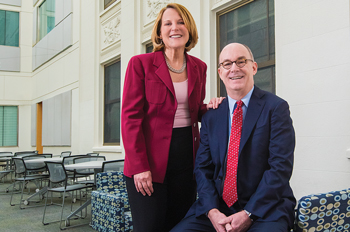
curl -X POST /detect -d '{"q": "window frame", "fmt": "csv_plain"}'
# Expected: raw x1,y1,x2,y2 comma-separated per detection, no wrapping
216,0,275,96
0,105,18,147
103,59,121,146
37,0,55,42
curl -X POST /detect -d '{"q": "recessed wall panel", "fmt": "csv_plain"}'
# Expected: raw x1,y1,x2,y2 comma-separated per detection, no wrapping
0,0,21,6
42,91,71,146
0,46,20,71
55,0,64,25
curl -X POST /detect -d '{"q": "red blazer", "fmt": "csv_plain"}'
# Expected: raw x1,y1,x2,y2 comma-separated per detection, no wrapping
121,51,207,183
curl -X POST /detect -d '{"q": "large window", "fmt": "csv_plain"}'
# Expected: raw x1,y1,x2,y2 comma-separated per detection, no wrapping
0,106,18,147
38,0,55,41
218,0,275,95
0,10,19,47
104,60,121,145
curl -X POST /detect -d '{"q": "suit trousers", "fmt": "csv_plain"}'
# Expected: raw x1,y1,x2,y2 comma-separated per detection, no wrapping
170,213,289,232
126,126,197,232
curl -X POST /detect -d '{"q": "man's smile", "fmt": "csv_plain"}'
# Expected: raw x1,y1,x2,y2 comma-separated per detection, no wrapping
229,76,243,80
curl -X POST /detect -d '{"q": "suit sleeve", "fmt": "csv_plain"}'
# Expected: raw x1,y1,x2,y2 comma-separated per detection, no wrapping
121,56,150,176
194,113,221,217
244,100,295,219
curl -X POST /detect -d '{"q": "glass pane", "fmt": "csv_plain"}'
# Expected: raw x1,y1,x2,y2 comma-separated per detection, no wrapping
0,10,5,45
104,0,116,9
105,62,121,102
0,107,3,146
218,0,275,96
219,0,269,63
46,0,55,33
38,1,46,40
254,66,275,93
5,11,19,47
104,102,120,143
104,61,121,144
146,44,153,53
38,0,55,41
3,106,18,146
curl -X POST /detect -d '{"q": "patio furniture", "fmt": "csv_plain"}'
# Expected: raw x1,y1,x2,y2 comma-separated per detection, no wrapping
72,156,106,185
91,171,133,232
86,153,99,156
102,159,124,172
60,151,72,157
42,161,91,230
294,188,350,231
10,156,49,209
0,152,14,183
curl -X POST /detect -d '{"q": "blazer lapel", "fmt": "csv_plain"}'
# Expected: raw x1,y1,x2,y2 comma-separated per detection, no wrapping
186,53,198,97
239,87,266,154
154,51,175,97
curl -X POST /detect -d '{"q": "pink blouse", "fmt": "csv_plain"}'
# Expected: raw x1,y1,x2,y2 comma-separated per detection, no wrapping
173,79,191,128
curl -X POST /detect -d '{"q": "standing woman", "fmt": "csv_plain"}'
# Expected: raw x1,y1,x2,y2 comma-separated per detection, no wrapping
121,3,221,232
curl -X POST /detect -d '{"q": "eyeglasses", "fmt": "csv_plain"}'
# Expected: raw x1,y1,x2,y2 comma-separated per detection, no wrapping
218,58,254,70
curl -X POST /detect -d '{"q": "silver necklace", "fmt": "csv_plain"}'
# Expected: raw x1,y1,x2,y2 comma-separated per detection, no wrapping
164,53,186,74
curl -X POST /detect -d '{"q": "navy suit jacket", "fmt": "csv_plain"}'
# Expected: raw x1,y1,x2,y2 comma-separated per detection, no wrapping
187,86,296,227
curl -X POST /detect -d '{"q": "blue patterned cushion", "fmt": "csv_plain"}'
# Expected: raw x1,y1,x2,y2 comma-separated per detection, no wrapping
91,171,133,232
295,188,350,232
96,171,126,193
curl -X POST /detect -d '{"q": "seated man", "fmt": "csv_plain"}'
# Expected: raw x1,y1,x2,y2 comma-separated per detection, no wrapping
171,43,296,232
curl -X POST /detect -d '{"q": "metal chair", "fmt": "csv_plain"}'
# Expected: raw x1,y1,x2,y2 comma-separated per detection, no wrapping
10,156,49,209
62,155,89,166
86,152,99,156
102,159,124,172
63,155,90,180
37,153,53,158
0,152,14,182
0,151,13,157
14,151,38,157
42,161,91,230
0,152,13,169
72,156,106,185
60,151,71,157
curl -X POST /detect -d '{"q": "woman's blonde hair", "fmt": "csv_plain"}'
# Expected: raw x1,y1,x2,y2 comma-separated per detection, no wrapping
151,3,198,52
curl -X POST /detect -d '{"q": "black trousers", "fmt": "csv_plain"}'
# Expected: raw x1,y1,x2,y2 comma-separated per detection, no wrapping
126,126,197,232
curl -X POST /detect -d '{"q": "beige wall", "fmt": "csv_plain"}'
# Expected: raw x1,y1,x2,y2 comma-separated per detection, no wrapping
1,0,350,199
275,0,350,199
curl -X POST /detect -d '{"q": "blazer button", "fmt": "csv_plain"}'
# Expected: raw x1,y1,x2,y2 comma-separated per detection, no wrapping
194,137,197,141
193,123,196,127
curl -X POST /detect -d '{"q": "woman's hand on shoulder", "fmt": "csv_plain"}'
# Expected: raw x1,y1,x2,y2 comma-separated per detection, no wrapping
133,171,154,196
207,97,225,110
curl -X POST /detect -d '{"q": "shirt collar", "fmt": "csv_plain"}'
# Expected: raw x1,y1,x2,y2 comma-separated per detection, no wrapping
228,86,254,114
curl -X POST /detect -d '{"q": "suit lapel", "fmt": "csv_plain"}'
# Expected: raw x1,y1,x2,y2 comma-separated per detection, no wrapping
186,53,198,97
216,98,230,164
154,51,175,97
239,87,266,154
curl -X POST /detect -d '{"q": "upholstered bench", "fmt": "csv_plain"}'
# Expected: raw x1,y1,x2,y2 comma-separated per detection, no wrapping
91,171,133,232
294,188,350,232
